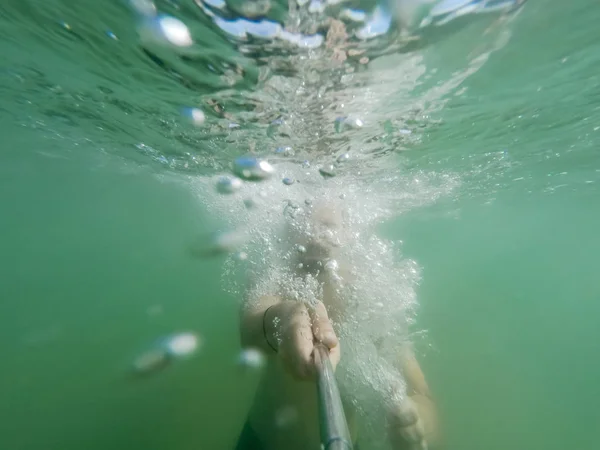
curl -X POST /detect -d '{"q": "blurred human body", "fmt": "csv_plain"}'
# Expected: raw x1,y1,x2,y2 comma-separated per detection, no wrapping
238,201,438,450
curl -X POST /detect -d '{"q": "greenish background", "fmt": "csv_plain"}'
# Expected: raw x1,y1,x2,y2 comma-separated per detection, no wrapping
1,0,599,449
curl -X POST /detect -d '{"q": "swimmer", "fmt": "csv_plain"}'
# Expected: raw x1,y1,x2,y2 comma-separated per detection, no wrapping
238,201,439,450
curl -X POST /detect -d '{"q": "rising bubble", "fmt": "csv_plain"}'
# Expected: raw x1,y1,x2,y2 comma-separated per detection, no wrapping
216,176,243,194
233,156,275,181
238,348,265,370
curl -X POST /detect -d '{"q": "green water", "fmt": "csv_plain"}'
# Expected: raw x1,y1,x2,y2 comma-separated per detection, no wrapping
1,1,600,449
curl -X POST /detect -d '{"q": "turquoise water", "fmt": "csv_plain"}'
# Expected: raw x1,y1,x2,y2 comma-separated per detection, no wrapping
1,1,599,449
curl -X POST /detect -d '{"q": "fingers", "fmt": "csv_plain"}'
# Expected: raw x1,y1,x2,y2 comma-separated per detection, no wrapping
278,301,340,380
279,303,314,379
309,301,340,372
309,301,338,349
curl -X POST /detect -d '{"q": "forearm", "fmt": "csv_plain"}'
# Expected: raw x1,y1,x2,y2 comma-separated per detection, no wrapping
400,348,432,399
239,294,281,353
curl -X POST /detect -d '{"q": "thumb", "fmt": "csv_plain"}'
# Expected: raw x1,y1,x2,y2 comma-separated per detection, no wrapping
309,301,338,349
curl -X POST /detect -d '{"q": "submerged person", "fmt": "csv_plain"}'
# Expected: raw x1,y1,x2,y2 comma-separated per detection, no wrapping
237,200,439,450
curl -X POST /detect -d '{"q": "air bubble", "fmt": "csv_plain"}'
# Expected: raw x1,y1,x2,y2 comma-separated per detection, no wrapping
164,332,200,357
275,146,294,156
334,116,364,133
190,229,248,257
129,0,157,16
319,165,336,178
238,348,265,370
132,332,201,376
216,176,243,194
336,152,350,163
182,107,205,126
138,15,193,49
233,156,275,181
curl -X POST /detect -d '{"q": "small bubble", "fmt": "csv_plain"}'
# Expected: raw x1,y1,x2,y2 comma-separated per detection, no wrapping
138,15,193,49
238,348,265,370
302,160,311,168
132,349,169,375
182,107,205,126
132,332,201,376
325,259,339,272
216,176,243,194
164,332,200,357
190,229,248,257
283,201,301,219
275,146,294,156
339,193,346,199
304,198,313,206
236,251,248,261
334,116,363,133
336,152,350,163
286,200,300,210
296,245,307,254
319,165,336,178
297,263,304,269
282,177,295,186
233,156,275,181
129,0,157,16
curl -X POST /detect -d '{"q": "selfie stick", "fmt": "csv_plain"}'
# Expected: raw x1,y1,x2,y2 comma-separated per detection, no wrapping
314,343,353,450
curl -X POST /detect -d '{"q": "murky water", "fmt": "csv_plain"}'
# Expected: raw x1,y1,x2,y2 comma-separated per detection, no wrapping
1,0,600,449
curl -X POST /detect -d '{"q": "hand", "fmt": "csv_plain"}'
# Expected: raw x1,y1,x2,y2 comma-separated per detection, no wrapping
388,396,429,450
265,301,340,380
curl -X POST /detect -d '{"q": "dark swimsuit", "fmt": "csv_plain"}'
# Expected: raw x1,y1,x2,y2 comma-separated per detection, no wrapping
235,422,359,450
235,422,265,450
